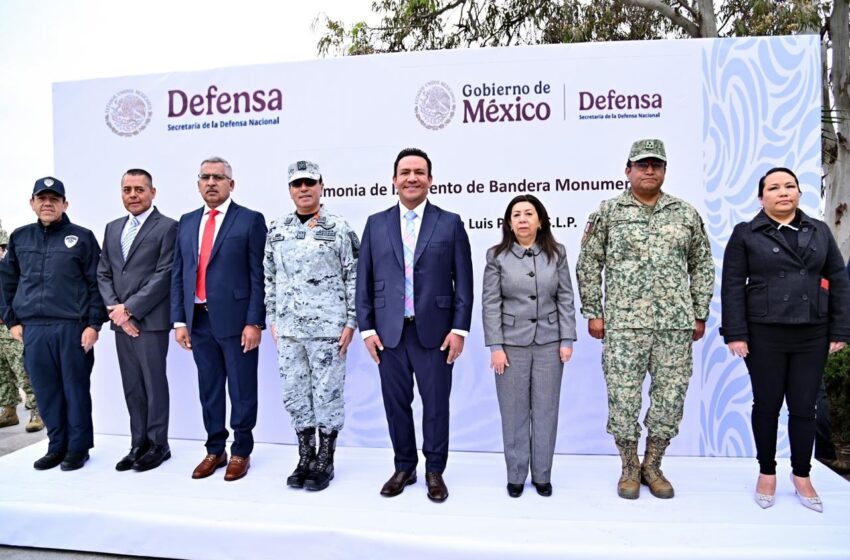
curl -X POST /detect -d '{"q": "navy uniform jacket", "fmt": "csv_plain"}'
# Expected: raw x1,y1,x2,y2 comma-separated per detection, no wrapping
720,209,850,342
0,214,106,329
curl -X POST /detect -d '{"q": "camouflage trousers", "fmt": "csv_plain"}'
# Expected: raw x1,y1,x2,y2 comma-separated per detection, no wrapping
602,329,693,442
0,337,37,410
277,337,346,431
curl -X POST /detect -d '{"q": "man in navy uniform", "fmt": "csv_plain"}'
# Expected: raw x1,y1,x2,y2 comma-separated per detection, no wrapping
0,177,106,471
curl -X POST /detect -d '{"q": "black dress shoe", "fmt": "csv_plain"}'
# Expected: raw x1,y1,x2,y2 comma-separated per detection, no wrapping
380,470,417,497
533,481,553,497
426,471,449,503
33,452,65,470
132,445,171,472
60,452,90,471
507,483,524,497
116,445,149,472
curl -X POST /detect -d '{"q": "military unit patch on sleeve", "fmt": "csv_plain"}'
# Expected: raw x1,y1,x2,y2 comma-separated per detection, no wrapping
348,231,360,258
581,213,598,246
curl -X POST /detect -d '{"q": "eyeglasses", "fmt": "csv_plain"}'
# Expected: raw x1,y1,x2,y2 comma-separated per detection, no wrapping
632,161,666,171
198,173,231,181
289,179,318,188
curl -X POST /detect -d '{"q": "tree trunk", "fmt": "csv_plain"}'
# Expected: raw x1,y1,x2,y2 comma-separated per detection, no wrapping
698,0,718,37
823,0,850,259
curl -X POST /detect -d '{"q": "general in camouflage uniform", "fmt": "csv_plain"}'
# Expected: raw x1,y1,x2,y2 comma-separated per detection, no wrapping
0,219,43,432
264,160,358,492
576,139,714,500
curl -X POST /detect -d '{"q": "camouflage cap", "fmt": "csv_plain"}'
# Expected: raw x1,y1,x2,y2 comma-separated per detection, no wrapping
33,176,66,197
0,220,8,246
288,161,321,183
628,139,667,162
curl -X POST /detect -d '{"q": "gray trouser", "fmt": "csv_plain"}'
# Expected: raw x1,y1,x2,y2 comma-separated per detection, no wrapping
495,341,564,484
277,337,346,431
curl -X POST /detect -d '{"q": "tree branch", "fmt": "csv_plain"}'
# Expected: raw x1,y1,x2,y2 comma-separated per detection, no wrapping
622,0,701,36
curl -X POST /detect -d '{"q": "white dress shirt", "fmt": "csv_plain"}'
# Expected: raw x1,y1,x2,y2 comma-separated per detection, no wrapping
121,205,155,241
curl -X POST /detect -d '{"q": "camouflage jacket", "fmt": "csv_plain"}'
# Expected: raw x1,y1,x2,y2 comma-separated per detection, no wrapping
576,189,714,330
263,206,359,338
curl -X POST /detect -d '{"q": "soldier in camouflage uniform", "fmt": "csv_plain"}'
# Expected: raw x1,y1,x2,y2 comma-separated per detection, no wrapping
576,139,714,500
0,219,43,432
264,160,359,492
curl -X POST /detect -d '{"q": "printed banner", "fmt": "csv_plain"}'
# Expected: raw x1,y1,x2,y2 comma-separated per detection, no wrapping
53,35,820,456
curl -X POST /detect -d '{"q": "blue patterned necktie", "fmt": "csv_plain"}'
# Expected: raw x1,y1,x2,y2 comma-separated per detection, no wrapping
121,216,140,260
402,210,417,317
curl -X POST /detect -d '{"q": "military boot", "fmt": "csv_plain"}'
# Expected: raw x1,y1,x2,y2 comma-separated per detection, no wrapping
0,406,19,428
304,429,338,491
641,436,674,499
25,409,44,433
286,427,316,488
614,439,640,499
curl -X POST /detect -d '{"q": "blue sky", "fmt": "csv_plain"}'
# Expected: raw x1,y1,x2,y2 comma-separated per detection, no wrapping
0,0,371,229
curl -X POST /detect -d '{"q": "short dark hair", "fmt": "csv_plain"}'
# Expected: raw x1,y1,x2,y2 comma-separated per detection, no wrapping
124,168,153,187
758,167,799,198
394,148,432,177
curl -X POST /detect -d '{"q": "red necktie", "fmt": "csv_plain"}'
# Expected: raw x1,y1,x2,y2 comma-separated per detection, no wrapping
196,209,219,301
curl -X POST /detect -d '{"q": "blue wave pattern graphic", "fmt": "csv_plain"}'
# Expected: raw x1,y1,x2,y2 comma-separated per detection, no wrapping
701,36,820,457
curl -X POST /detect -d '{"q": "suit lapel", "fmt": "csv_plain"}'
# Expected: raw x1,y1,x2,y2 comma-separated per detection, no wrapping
124,208,159,265
387,205,405,269
112,216,128,262
209,202,238,263
189,208,202,267
414,202,437,265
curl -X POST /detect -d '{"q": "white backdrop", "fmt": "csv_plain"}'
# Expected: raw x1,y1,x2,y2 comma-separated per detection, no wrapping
51,36,821,457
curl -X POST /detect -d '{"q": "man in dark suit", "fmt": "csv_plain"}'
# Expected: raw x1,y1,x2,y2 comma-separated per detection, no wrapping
356,148,473,502
171,157,267,481
97,168,177,472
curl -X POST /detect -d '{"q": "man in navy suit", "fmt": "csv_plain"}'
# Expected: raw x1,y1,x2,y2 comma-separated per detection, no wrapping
171,157,267,481
97,168,177,472
356,148,473,502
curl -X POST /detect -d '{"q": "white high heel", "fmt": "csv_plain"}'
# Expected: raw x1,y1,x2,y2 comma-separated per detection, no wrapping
754,474,775,509
790,473,823,513
754,491,775,509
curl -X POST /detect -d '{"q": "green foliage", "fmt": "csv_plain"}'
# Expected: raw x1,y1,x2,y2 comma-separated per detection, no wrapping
825,346,850,443
317,0,826,56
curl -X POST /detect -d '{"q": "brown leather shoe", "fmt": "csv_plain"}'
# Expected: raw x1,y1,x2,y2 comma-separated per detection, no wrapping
425,471,448,503
224,455,250,481
191,452,227,479
380,470,417,497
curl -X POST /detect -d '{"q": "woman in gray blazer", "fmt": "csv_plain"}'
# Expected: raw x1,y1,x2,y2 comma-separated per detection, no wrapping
482,194,577,497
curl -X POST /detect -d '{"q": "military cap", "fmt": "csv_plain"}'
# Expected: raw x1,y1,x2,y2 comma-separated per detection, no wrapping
288,161,321,183
32,176,66,197
628,139,667,162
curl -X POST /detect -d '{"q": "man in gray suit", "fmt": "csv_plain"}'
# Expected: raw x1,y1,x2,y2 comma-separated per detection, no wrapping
97,168,177,472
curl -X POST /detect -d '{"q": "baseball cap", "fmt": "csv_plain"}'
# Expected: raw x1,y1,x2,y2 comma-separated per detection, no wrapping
33,176,66,197
288,161,321,183
628,139,667,162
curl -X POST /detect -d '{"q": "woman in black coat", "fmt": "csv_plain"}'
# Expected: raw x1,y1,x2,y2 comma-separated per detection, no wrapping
721,167,850,512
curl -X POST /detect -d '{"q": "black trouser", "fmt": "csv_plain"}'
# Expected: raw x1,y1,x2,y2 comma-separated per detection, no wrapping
744,323,828,477
814,379,835,460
